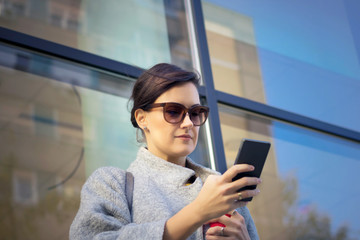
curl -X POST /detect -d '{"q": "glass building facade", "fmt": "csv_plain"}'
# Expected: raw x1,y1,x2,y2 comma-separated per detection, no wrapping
0,0,359,239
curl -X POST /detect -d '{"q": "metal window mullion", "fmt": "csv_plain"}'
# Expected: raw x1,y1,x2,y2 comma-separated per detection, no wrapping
0,27,143,79
190,0,228,173
184,0,217,171
216,90,360,143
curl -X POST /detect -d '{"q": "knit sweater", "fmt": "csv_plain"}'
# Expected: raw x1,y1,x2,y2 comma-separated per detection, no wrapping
70,147,259,239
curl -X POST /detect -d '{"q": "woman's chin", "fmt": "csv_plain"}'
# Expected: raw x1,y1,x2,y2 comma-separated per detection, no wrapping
173,145,196,157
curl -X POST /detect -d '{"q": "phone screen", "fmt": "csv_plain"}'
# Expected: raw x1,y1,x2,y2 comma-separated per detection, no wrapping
232,139,271,201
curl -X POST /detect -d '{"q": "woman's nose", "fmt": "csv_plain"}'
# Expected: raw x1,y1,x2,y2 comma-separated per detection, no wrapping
181,112,194,128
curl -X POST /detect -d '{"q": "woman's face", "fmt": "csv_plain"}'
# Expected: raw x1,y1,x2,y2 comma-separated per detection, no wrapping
141,82,201,165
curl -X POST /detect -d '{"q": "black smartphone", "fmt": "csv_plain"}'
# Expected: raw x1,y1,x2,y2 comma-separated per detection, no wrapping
232,139,271,201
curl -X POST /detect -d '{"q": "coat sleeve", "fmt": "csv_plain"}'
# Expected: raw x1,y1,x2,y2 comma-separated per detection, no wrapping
238,206,260,240
69,167,166,240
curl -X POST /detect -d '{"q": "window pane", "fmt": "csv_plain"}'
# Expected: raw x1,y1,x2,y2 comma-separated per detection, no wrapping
0,0,194,69
203,1,360,132
0,44,135,239
219,103,360,240
0,43,211,239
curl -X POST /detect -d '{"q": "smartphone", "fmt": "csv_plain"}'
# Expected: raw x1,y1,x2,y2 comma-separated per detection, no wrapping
232,139,271,201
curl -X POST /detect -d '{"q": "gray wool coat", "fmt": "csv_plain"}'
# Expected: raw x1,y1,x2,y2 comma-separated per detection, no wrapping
70,147,259,240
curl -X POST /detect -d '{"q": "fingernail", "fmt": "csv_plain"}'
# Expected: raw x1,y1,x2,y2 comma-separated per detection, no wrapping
256,189,260,194
258,178,262,183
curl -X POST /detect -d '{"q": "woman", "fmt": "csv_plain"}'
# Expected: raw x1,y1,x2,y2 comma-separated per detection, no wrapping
70,63,261,239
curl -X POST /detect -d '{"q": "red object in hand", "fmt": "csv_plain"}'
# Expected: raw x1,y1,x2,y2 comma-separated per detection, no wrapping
209,214,231,228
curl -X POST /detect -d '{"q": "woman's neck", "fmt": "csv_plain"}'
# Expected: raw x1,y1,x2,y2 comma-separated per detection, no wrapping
167,156,186,167
146,147,187,167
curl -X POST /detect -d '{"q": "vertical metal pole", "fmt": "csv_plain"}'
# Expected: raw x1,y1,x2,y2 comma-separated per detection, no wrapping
184,0,216,170
185,0,228,173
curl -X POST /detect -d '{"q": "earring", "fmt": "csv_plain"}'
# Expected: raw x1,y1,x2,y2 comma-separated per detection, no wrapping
143,126,147,131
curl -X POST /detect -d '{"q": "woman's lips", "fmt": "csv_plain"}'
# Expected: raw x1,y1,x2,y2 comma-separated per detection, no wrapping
176,134,192,139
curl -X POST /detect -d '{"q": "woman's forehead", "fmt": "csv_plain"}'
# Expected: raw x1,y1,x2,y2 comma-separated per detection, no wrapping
155,82,200,105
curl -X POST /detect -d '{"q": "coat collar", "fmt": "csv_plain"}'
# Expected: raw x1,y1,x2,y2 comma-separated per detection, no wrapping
128,147,218,187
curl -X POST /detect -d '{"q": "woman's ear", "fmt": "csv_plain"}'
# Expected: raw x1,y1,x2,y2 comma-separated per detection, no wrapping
134,108,147,130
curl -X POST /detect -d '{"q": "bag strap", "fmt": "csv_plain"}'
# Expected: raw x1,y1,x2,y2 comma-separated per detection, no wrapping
125,171,134,220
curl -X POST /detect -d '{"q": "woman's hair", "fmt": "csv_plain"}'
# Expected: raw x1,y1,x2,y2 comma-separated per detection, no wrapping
130,63,200,129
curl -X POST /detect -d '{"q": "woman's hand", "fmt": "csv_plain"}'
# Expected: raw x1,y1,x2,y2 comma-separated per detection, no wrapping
191,164,261,222
205,210,250,240
163,164,260,240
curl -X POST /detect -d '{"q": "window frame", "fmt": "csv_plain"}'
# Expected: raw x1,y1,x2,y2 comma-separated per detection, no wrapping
1,0,359,175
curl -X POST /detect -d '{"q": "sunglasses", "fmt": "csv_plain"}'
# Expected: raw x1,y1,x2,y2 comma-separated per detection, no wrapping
143,102,209,126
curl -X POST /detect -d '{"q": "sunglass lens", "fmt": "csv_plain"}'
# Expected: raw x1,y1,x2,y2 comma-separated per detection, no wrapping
190,107,208,126
164,104,184,123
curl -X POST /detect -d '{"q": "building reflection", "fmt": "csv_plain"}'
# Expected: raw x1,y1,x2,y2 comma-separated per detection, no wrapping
1,0,359,239
0,52,84,239
0,0,193,70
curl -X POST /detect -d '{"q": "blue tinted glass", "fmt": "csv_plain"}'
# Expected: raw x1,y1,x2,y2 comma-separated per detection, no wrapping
219,104,360,240
0,0,193,69
204,0,360,132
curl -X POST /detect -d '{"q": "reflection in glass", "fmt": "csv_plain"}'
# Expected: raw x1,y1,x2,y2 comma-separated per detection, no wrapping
219,104,360,240
203,0,360,132
0,44,138,239
0,0,193,70
0,62,86,239
202,2,265,103
0,43,211,239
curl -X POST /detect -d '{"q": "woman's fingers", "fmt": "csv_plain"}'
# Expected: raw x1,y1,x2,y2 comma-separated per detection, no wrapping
206,211,251,240
220,175,261,198
222,164,261,194
206,226,226,237
206,211,250,240
222,164,254,182
231,189,260,203
193,164,262,222
219,164,262,203
232,176,262,191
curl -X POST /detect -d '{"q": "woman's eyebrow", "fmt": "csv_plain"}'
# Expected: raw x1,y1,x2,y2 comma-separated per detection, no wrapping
191,103,201,107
